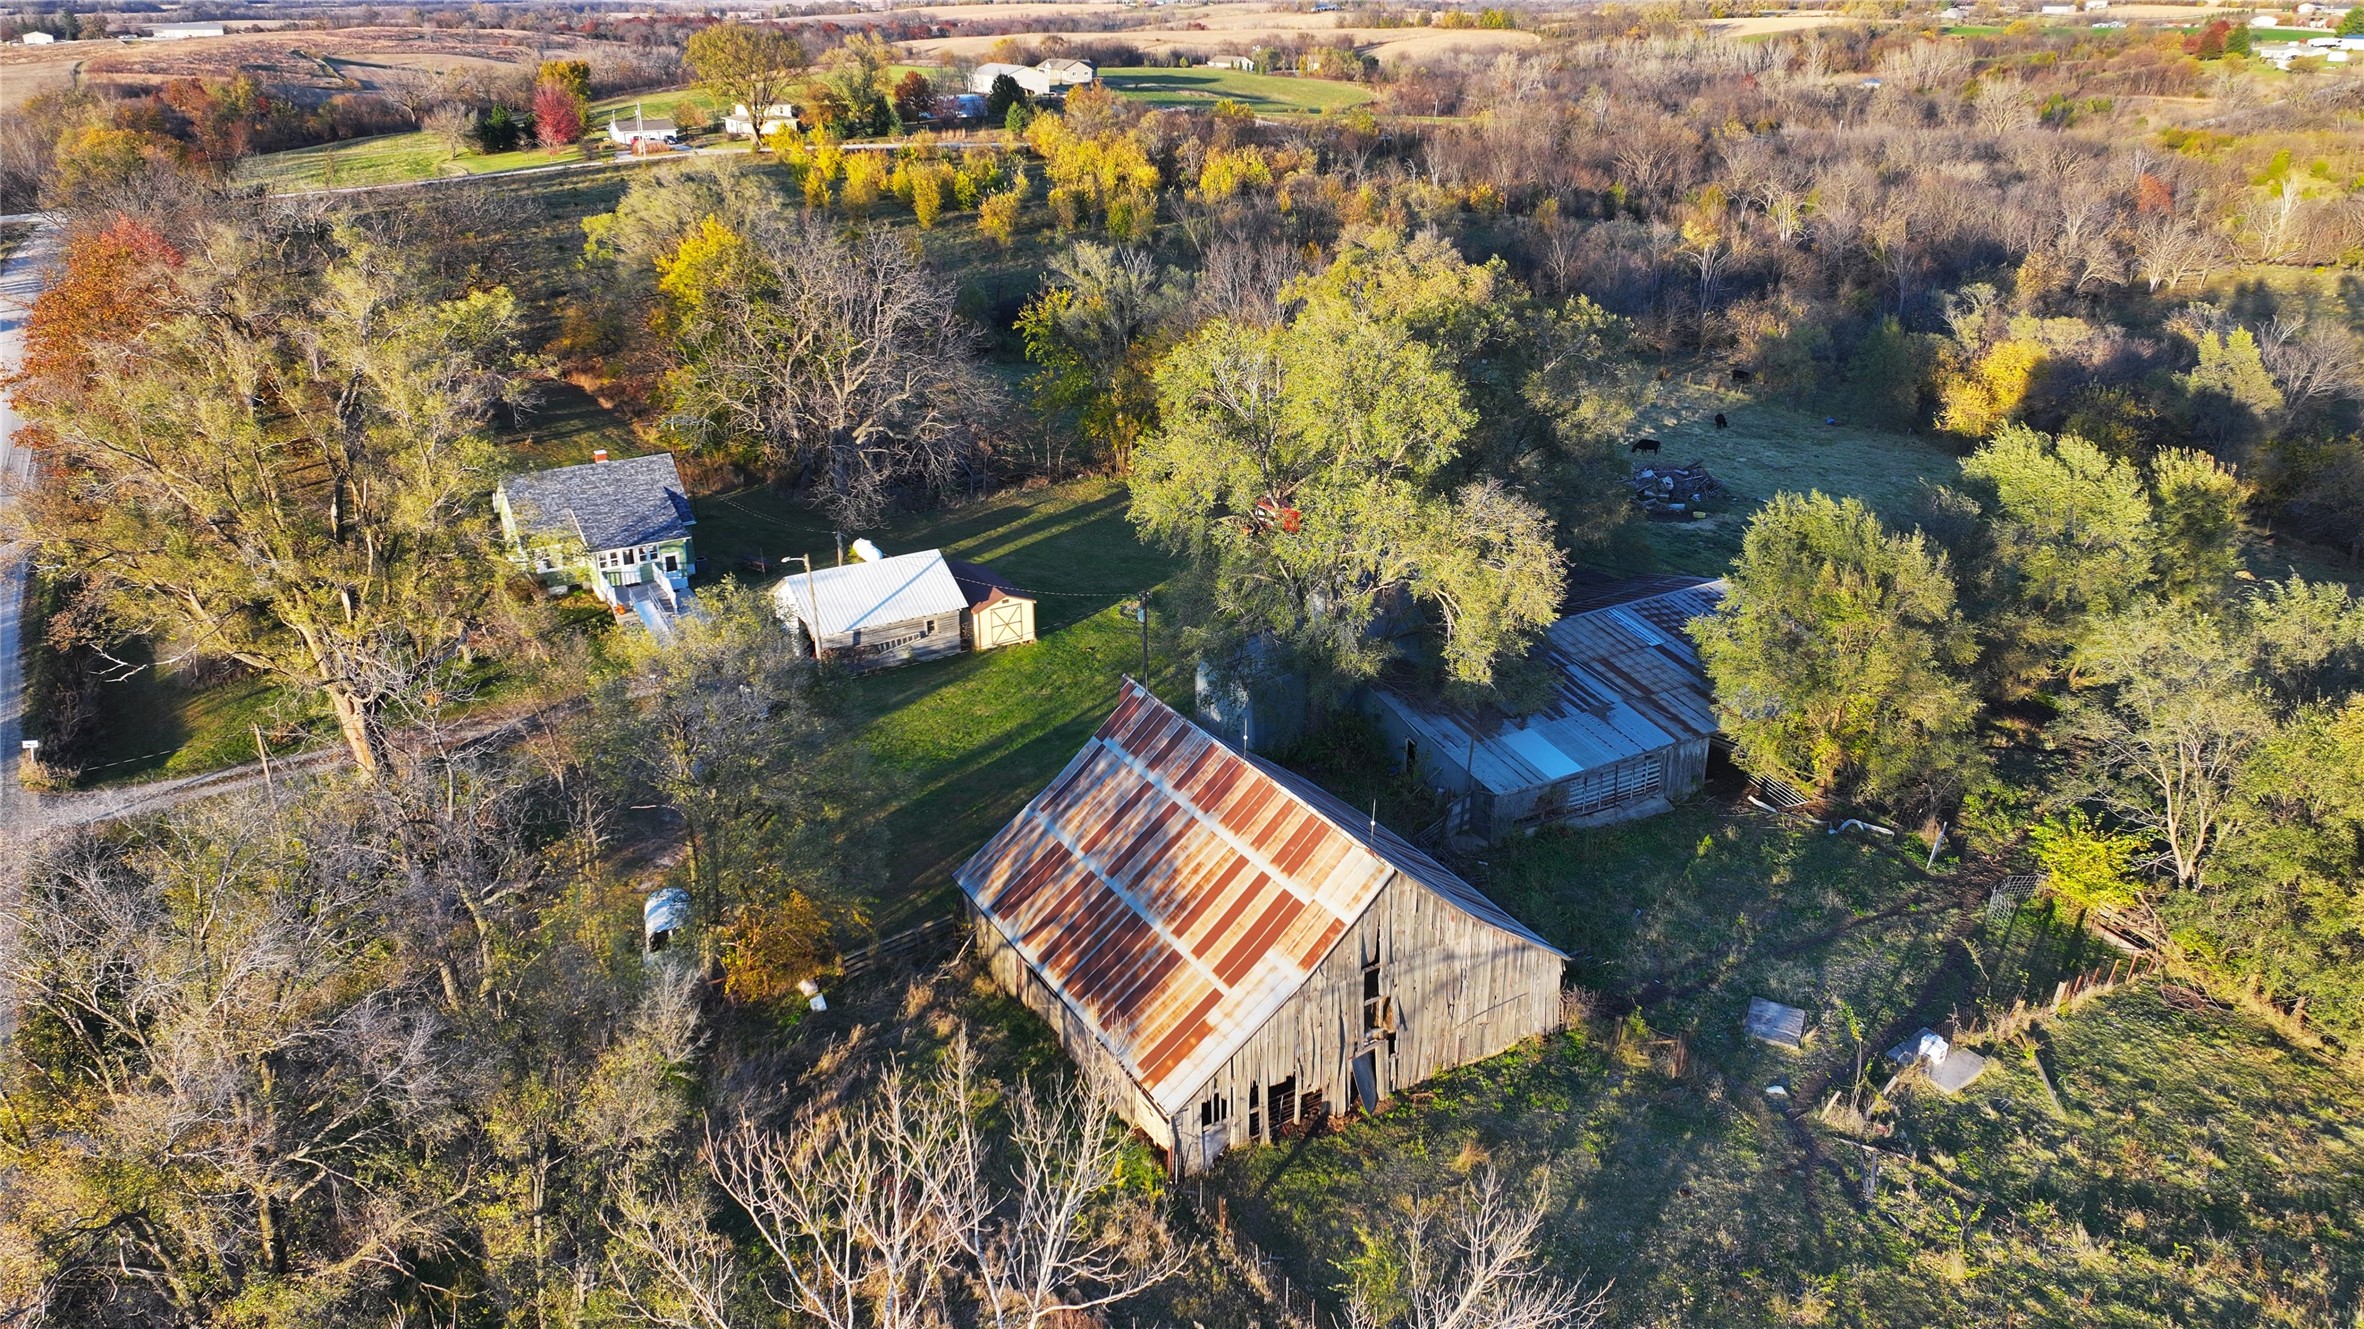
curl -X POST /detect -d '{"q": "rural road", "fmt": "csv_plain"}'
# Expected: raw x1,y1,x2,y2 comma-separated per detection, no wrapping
1,213,59,835
1,212,57,1049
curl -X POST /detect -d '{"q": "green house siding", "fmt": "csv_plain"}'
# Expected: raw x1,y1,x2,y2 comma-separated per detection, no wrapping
494,482,695,599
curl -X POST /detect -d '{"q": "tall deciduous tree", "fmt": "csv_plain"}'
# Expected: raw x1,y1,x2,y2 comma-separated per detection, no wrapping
1131,257,1565,696
1957,424,2156,682
22,225,526,773
587,581,866,931
685,22,807,154
1693,491,1980,804
652,212,994,528
2069,602,2275,886
1017,241,1190,469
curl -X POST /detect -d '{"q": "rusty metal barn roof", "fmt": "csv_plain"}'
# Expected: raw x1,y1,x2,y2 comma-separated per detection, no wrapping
1375,577,1726,797
956,680,1563,1117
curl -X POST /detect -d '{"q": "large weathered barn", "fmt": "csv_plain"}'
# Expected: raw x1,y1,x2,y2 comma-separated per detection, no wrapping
958,681,1567,1175
1368,575,1726,838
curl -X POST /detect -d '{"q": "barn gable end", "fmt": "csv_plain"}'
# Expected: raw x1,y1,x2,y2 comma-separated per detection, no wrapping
957,680,1567,1173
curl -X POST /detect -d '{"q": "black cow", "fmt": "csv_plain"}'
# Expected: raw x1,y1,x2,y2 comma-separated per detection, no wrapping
1730,368,1754,384
1714,413,1729,429
1631,438,1663,454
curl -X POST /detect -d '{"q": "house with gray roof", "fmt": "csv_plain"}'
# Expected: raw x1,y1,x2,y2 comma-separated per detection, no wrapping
1365,575,1727,839
495,451,696,629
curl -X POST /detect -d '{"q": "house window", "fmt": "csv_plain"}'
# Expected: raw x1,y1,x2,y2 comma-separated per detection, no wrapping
1363,959,1384,1033
925,619,936,635
1269,1077,1297,1130
662,552,680,573
1248,1083,1262,1140
1198,1093,1229,1127
621,548,638,567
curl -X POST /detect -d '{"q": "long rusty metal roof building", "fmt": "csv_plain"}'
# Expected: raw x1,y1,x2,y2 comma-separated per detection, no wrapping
956,680,1562,1118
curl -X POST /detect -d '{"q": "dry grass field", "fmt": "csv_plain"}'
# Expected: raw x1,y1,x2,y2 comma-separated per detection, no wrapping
903,7,1540,65
0,26,595,108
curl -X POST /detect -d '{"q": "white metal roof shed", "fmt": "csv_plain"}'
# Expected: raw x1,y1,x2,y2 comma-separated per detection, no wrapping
772,550,969,639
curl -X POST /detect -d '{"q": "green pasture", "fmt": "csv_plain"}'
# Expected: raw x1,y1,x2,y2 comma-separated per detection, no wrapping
236,88,728,192
1199,802,2364,1328
1099,66,1375,114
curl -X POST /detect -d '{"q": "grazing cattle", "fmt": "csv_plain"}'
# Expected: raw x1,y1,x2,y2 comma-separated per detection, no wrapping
1730,368,1753,384
1714,413,1729,429
1631,438,1663,454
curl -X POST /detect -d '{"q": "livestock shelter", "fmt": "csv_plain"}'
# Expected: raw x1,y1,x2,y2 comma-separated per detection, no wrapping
949,559,1037,652
1368,575,1726,839
773,549,970,668
958,681,1568,1176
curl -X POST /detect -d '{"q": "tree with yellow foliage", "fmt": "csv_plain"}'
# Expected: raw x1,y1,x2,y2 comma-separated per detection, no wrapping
1936,337,2044,438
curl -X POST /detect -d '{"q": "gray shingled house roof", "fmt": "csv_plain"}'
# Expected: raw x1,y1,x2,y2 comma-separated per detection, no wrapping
502,454,692,552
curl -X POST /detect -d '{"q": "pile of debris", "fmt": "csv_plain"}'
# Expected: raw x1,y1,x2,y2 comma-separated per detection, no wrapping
1630,460,1724,520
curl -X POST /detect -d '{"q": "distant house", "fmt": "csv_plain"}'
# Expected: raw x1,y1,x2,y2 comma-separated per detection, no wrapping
145,21,224,38
495,451,696,631
1035,56,1098,86
971,62,1055,97
1367,575,1726,840
19,30,55,44
2251,12,2283,24
968,58,1096,98
723,101,797,138
1206,54,1257,70
960,680,1568,1176
606,107,678,147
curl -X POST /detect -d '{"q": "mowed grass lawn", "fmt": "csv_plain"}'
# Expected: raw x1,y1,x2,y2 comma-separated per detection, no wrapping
1100,66,1374,114
236,88,727,191
1205,803,2364,1328
691,478,1188,928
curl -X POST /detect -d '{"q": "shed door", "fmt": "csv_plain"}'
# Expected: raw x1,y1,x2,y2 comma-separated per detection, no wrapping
1351,1051,1379,1113
982,601,1024,648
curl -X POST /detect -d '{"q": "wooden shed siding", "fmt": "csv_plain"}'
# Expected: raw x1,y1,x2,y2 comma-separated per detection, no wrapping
1168,874,1563,1174
815,613,965,668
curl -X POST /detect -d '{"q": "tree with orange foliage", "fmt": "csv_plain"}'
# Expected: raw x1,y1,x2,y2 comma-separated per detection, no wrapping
11,214,182,411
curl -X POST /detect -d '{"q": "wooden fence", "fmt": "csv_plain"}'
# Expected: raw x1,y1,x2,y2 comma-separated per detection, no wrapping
1950,951,2163,1044
838,915,962,982
1186,1183,1340,1329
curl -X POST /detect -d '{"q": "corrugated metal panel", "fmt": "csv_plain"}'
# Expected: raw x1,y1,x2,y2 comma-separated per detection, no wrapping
1378,577,1727,797
957,681,1563,1117
772,550,969,638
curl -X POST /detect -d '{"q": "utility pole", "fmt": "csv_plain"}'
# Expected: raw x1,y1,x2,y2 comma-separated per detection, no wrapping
1138,589,1150,680
789,554,820,656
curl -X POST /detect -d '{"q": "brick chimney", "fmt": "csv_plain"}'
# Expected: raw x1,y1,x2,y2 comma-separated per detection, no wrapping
592,448,609,463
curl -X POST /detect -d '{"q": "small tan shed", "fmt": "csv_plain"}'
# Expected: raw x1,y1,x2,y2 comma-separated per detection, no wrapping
950,558,1037,652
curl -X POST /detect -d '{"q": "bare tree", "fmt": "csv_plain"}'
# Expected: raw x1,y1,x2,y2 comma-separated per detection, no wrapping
704,1037,1180,1329
663,214,999,528
2259,316,2364,409
1344,1170,1605,1329
423,100,476,159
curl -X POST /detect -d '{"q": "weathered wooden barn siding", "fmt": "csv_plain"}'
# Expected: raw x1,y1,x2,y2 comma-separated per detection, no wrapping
1166,874,1564,1174
967,905,1170,1139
